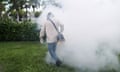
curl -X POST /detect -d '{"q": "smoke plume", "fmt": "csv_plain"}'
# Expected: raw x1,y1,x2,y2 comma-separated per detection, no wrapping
38,0,120,71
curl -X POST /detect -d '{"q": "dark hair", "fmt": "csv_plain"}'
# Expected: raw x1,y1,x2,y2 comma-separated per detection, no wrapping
48,12,52,16
47,12,51,19
47,12,53,20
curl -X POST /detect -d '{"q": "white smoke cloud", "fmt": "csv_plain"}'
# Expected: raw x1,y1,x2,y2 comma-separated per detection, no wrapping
38,0,120,71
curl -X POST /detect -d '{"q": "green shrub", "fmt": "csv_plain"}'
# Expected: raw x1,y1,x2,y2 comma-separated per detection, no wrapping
34,11,42,18
0,18,39,41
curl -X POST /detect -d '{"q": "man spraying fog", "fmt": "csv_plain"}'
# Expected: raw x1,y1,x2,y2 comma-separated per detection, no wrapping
40,12,64,67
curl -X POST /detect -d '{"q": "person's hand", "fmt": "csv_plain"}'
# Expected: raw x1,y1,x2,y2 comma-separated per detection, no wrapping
40,39,44,44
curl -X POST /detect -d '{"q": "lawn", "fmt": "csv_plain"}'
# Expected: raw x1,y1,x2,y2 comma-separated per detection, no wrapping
0,42,75,72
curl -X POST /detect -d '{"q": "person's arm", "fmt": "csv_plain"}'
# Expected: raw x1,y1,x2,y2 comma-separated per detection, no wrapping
57,21,64,33
60,23,64,33
39,23,46,43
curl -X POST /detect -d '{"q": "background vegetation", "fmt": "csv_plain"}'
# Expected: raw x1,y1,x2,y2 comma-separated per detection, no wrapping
0,18,39,41
0,0,61,41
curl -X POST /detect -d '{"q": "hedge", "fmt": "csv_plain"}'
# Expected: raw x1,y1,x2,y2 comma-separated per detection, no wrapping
0,18,40,41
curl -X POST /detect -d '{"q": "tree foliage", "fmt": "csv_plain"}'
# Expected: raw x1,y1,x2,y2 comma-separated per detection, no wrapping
0,0,60,21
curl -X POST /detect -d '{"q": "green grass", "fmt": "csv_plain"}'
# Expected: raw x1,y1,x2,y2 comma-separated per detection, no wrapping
0,42,75,72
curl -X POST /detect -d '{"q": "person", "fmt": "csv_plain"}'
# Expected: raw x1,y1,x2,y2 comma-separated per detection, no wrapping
39,12,64,66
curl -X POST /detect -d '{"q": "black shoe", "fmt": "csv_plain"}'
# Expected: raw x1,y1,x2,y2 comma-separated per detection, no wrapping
56,60,62,67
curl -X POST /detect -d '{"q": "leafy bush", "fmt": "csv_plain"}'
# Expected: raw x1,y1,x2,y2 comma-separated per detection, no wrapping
34,11,42,18
0,18,39,41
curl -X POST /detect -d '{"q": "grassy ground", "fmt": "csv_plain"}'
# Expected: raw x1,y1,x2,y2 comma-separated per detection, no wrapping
0,42,75,72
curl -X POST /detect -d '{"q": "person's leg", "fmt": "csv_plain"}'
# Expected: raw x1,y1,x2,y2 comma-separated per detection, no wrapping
48,43,58,62
53,42,57,53
48,42,62,66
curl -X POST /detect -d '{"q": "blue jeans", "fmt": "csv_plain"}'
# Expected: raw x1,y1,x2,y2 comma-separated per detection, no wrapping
48,42,59,62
